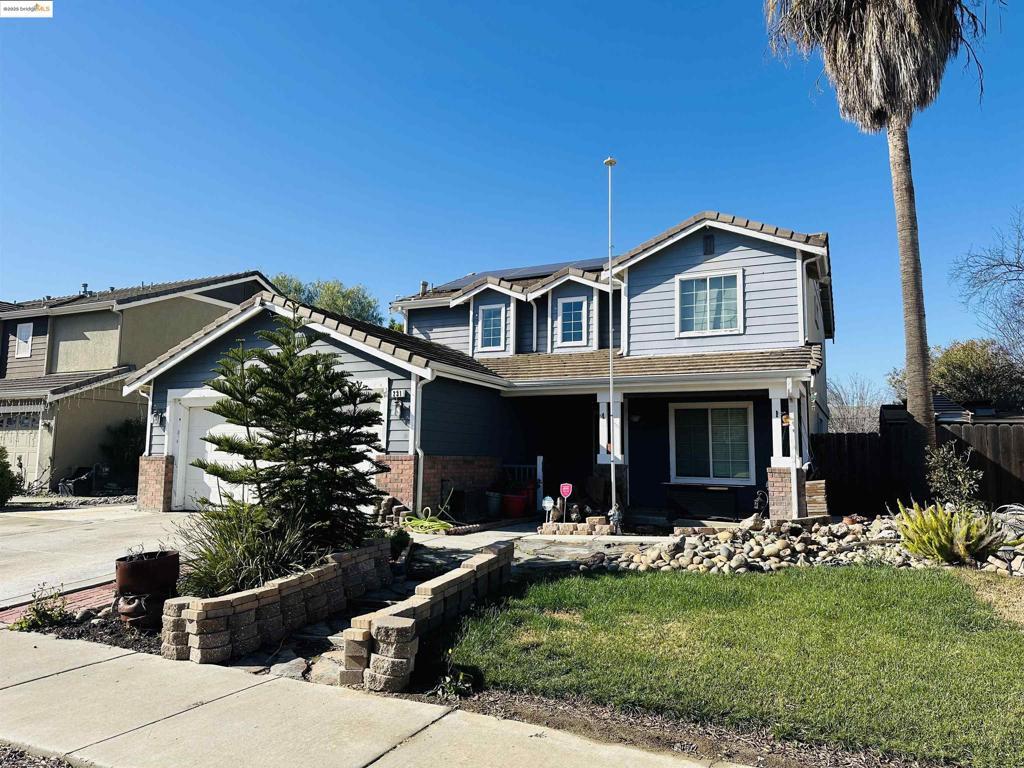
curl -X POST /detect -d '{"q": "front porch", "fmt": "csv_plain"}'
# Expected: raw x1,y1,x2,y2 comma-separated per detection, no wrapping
503,380,816,525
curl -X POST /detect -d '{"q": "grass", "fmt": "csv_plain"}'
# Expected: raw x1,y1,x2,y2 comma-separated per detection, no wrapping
453,567,1024,767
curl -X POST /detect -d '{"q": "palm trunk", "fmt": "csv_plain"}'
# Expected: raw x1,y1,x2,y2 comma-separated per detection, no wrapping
887,125,936,483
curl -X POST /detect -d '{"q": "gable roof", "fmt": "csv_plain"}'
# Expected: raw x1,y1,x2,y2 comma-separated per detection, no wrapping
0,271,276,317
393,211,829,309
123,292,504,393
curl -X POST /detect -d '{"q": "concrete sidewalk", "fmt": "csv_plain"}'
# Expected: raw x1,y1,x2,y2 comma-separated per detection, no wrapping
0,629,734,768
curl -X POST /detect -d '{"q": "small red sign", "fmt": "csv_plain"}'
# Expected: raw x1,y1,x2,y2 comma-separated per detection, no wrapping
559,483,573,499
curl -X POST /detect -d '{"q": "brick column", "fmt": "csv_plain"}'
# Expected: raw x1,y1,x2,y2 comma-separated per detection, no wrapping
375,454,416,509
767,467,807,520
138,455,174,513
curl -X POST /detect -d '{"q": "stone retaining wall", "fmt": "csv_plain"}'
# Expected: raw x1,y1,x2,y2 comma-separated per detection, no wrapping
160,539,392,664
537,515,612,536
312,541,515,692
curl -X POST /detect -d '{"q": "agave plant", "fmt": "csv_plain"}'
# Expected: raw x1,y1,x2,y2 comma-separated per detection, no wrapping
896,500,1006,565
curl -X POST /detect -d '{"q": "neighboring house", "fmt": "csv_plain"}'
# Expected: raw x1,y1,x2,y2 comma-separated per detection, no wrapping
125,211,833,522
0,271,276,490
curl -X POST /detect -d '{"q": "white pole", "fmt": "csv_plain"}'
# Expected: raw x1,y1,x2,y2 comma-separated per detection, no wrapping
604,156,617,513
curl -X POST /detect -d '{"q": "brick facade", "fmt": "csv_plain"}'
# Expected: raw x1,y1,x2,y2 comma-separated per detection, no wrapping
421,455,501,513
767,466,807,520
138,455,174,513
374,454,416,509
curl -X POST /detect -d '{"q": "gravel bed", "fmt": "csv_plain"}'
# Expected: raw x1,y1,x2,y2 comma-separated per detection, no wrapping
0,744,74,768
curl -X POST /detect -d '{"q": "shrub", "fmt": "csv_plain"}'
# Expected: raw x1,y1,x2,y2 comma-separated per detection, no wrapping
193,309,385,552
10,583,70,631
0,447,23,508
365,526,411,559
175,500,320,598
926,442,984,509
896,500,1006,565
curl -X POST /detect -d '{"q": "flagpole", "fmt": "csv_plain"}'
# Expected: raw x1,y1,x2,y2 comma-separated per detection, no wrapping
604,156,617,514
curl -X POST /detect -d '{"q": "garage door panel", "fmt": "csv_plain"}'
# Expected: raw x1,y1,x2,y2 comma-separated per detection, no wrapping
182,408,250,510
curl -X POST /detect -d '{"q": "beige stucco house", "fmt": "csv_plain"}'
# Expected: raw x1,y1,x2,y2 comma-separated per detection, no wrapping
0,271,276,491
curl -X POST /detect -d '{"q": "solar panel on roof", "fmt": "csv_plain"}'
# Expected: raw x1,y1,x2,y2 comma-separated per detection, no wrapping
433,256,608,292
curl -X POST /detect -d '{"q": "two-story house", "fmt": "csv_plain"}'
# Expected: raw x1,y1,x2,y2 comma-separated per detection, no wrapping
122,212,832,523
0,271,276,491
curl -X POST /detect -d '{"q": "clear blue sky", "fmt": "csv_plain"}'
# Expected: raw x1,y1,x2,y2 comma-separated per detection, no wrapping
1,2,1021,386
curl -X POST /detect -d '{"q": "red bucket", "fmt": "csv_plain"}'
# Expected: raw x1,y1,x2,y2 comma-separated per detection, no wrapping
501,493,529,518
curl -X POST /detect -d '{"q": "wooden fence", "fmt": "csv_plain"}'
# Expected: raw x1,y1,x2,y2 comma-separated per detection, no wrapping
810,423,1024,516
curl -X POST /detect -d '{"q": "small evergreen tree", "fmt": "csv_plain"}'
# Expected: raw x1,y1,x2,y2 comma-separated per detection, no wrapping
193,308,385,550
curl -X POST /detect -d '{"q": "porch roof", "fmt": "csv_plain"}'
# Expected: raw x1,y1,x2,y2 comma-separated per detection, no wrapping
480,345,822,383
0,367,134,404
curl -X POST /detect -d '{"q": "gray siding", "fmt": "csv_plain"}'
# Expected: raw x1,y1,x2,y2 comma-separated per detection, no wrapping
420,377,507,456
408,305,470,355
149,311,411,455
0,317,48,379
626,230,801,355
516,298,536,353
469,289,512,358
549,281,596,353
597,289,621,350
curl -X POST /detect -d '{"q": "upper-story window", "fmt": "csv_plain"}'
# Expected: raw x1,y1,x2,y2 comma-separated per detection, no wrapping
14,322,33,358
676,270,743,337
557,296,588,347
477,304,505,351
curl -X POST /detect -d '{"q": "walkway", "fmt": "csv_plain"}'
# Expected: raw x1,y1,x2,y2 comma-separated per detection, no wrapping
0,629,737,768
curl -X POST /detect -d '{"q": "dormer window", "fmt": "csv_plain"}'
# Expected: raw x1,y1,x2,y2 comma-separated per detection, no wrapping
477,304,505,351
557,296,588,347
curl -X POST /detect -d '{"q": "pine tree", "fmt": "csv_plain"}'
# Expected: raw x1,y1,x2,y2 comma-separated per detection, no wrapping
193,308,385,550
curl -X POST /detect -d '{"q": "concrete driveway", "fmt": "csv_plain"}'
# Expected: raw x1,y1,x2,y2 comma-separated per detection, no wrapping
0,505,188,606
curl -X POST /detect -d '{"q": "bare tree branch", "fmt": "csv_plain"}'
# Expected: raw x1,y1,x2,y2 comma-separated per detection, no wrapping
827,374,887,433
952,207,1024,362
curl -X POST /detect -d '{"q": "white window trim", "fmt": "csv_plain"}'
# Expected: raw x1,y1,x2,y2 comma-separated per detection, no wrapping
14,322,33,359
555,295,588,348
476,303,506,352
667,401,755,486
674,268,744,338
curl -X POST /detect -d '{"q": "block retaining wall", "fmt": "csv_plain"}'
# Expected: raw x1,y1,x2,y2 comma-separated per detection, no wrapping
311,541,515,692
160,539,393,664
537,515,613,536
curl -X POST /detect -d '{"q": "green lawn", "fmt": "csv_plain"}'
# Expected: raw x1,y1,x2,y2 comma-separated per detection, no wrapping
453,567,1024,767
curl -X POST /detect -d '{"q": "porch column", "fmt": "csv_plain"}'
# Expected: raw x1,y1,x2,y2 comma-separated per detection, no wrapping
596,391,622,465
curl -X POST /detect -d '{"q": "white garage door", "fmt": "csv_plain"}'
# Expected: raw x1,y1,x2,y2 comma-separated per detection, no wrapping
181,407,251,511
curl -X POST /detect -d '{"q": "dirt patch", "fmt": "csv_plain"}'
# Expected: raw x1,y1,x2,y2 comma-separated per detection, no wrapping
387,689,949,768
0,743,75,768
957,570,1024,626
43,618,161,654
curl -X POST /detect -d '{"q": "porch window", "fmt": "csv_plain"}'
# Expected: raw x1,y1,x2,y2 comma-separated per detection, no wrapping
676,270,743,336
477,304,505,351
669,402,754,484
557,296,587,347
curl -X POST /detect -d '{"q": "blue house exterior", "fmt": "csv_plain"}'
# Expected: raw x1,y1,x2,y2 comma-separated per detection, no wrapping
125,211,832,525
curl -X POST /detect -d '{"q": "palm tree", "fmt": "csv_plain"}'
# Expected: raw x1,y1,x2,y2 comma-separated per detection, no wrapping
764,0,989,475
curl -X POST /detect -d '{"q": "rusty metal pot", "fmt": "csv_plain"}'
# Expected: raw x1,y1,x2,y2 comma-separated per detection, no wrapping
114,550,179,630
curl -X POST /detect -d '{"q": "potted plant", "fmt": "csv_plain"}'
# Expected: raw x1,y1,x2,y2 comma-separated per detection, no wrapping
114,546,180,629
